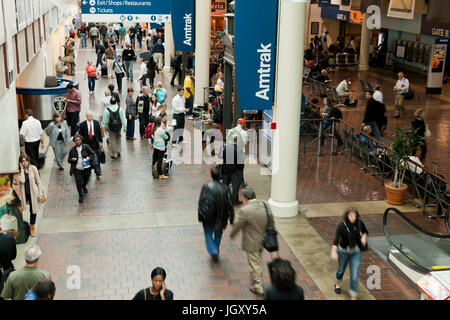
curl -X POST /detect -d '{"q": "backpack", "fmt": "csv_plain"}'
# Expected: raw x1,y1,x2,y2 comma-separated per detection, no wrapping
155,89,166,103
107,107,122,132
145,122,154,139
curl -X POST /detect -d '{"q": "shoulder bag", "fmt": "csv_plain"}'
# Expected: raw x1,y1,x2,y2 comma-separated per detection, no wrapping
261,201,278,253
343,221,368,251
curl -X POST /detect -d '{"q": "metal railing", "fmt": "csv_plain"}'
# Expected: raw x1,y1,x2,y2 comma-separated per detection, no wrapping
383,207,450,273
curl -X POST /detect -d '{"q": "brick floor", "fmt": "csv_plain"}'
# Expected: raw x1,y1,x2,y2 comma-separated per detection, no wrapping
36,225,324,300
308,214,427,300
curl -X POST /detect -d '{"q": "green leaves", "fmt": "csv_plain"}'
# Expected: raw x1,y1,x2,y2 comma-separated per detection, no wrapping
389,125,421,187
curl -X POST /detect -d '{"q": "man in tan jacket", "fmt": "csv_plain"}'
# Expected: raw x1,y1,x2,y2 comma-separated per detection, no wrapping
230,187,274,296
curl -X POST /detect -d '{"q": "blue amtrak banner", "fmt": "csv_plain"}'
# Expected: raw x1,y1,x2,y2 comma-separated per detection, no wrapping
171,0,194,52
234,0,278,110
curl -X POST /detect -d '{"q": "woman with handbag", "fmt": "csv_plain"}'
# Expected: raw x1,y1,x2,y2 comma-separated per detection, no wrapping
411,109,428,161
18,155,45,237
113,55,126,93
331,207,368,300
44,113,70,170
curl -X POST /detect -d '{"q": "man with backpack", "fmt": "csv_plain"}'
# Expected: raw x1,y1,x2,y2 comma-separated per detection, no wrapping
198,166,234,261
102,98,126,159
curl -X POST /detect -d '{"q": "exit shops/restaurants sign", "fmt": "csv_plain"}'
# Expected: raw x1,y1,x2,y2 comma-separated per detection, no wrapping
212,0,227,13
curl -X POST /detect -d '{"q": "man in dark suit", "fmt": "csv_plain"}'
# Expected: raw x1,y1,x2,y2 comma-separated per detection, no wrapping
0,228,17,295
78,111,103,178
220,135,244,206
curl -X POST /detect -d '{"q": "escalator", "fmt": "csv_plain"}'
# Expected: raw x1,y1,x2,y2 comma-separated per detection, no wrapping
382,208,450,277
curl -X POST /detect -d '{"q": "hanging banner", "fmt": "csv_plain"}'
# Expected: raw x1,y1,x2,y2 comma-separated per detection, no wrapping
80,0,171,23
235,0,278,110
170,0,194,52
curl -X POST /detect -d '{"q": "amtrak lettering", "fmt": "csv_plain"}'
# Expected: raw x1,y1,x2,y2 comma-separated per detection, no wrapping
255,43,272,101
183,13,193,46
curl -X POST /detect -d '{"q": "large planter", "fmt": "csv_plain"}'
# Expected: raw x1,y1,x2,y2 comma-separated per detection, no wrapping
385,182,408,205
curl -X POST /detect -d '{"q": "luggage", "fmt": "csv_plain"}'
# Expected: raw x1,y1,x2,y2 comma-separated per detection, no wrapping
101,64,108,77
37,153,46,170
98,148,106,164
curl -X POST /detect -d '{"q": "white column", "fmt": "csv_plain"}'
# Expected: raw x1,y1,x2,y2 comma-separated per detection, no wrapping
163,21,175,72
304,2,311,48
268,0,308,218
359,13,370,71
194,0,211,107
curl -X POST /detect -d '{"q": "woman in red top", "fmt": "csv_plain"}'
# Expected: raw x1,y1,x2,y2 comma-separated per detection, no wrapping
85,60,97,94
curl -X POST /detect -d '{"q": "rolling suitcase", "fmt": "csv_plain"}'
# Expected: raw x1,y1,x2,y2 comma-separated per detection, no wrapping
101,64,108,78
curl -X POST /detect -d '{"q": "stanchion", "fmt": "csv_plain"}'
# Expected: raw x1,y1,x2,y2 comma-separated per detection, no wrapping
315,121,324,156
327,120,337,156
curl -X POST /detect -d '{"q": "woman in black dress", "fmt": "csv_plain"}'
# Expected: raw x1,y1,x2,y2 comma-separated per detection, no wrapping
133,267,173,300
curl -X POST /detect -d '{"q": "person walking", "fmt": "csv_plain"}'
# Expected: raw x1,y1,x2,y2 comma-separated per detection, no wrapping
132,267,173,300
184,69,195,119
221,135,244,206
0,245,50,300
95,39,105,70
68,134,95,203
171,88,187,146
126,88,137,140
113,55,126,93
85,60,97,94
265,258,305,300
102,98,127,159
89,24,99,47
198,166,234,261
136,86,151,140
122,43,136,81
138,59,147,88
170,52,183,87
154,81,167,104
65,83,82,138
331,207,368,300
19,109,44,167
104,44,115,79
362,90,386,140
145,56,157,89
152,38,164,71
230,187,274,296
78,111,103,178
393,72,410,118
44,113,70,170
119,24,126,48
151,117,169,180
226,118,249,187
411,109,428,161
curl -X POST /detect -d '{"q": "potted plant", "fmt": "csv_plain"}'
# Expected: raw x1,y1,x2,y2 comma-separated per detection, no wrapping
385,126,421,205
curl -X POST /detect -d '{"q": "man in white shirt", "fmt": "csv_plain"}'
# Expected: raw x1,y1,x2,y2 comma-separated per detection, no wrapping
393,72,409,118
372,84,383,104
89,25,99,47
138,59,147,88
20,109,44,167
171,88,188,146
336,75,356,106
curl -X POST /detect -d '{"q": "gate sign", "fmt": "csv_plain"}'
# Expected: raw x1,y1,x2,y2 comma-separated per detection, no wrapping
234,0,278,110
80,0,171,23
171,0,194,52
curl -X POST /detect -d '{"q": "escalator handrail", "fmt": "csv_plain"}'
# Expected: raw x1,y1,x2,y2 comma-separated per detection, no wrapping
383,207,450,273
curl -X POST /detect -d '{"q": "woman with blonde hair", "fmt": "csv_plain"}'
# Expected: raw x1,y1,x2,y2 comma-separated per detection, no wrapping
154,81,167,104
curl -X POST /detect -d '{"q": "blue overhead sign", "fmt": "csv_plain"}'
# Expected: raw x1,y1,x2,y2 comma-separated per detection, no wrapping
234,0,278,111
320,4,350,21
171,0,194,52
80,0,171,23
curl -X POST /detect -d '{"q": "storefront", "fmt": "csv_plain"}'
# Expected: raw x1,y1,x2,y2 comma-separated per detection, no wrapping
210,0,227,57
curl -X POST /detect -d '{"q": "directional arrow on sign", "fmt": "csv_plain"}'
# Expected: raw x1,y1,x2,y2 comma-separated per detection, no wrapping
82,0,87,5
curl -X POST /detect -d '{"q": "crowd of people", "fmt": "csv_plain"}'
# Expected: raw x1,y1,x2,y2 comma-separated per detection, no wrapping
2,17,436,302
